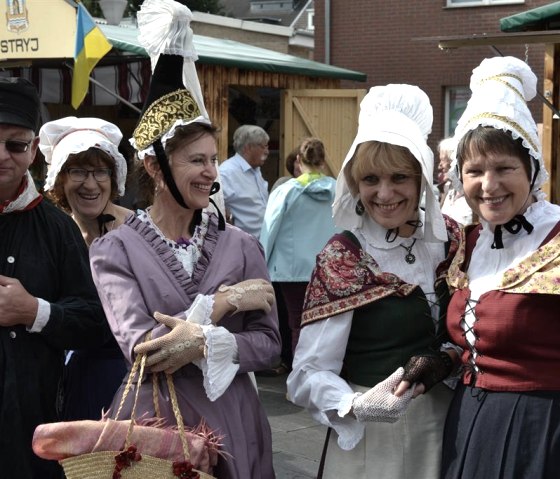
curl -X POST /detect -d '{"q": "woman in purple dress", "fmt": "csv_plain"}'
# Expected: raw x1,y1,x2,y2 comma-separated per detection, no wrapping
89,1,280,477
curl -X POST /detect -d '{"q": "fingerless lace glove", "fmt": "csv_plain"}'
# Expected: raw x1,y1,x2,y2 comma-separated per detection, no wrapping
401,352,454,392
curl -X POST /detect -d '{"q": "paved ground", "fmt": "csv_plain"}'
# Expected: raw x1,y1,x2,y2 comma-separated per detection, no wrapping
256,371,327,479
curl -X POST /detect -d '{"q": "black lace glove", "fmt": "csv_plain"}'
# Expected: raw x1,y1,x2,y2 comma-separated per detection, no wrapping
401,352,454,392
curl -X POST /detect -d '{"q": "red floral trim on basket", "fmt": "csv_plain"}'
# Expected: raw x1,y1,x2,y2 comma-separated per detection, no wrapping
113,445,142,478
173,460,200,478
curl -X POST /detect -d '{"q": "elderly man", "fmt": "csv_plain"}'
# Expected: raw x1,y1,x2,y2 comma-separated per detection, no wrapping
219,124,270,239
0,78,106,478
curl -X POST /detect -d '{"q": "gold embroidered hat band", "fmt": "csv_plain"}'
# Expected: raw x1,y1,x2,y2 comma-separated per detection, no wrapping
132,88,202,152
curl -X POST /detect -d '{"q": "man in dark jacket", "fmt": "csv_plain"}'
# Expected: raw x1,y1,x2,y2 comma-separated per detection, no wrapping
0,77,106,478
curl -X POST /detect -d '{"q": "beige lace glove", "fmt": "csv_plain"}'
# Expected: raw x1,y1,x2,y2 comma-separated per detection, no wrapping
134,312,205,374
218,278,275,314
351,367,414,423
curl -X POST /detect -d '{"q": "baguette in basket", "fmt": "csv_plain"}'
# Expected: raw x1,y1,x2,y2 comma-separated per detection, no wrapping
32,349,221,479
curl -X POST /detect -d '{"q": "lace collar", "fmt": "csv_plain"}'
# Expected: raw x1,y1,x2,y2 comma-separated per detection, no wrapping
138,208,210,277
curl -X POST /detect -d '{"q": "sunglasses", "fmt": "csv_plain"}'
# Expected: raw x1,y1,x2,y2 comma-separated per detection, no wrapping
0,139,33,153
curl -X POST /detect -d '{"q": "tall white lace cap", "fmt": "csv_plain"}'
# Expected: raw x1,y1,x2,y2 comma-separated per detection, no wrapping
448,56,548,199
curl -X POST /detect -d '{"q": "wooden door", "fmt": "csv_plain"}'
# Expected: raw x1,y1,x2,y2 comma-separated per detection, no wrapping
281,89,366,177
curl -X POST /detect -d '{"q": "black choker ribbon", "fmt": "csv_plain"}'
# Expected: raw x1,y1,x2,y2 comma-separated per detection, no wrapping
385,219,424,243
97,213,116,236
208,182,226,231
491,214,534,249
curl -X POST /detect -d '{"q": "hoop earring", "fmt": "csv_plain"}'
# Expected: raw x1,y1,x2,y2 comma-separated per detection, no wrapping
355,199,365,216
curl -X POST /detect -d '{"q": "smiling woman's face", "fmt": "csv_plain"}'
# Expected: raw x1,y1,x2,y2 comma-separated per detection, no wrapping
461,151,533,228
358,168,420,236
351,141,421,237
167,132,218,211
62,150,115,220
457,127,534,229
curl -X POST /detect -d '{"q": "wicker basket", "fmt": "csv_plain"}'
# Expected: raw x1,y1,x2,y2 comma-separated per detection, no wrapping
61,451,215,479
60,348,217,479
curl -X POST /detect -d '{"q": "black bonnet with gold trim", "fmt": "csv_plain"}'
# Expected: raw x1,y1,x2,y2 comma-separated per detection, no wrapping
133,53,202,151
133,89,201,151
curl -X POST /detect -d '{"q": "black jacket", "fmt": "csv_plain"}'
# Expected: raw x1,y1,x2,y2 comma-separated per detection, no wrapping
0,199,106,478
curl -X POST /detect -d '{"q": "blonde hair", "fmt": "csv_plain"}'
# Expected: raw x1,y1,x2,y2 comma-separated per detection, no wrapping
346,141,421,195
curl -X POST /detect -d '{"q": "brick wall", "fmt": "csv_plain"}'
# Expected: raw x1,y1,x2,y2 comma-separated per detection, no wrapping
314,0,551,150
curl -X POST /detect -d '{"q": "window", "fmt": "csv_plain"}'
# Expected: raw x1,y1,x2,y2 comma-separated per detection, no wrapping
307,9,314,31
447,0,524,7
250,1,294,12
444,87,470,138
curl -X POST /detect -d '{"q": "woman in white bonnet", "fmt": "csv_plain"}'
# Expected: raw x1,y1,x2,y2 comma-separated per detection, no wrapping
39,116,131,421
287,84,461,478
41,117,132,246
442,56,560,478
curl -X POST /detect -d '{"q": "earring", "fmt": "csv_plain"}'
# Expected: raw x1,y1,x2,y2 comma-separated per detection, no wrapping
355,199,365,216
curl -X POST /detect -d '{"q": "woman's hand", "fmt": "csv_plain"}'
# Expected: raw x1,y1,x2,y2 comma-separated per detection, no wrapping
134,312,205,373
211,279,275,323
393,380,424,398
395,351,455,397
351,367,414,422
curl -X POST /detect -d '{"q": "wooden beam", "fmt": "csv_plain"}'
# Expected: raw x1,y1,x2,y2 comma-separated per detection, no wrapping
413,30,560,50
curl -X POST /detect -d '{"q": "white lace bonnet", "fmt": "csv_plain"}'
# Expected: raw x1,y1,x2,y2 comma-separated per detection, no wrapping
333,84,447,242
40,117,127,196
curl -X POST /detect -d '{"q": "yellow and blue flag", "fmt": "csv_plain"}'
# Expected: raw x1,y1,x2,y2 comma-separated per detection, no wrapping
72,3,112,109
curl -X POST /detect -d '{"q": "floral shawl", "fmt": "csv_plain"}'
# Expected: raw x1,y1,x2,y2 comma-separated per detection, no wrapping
301,215,462,325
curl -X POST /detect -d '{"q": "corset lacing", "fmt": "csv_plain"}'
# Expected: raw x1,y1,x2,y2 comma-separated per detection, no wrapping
460,296,483,386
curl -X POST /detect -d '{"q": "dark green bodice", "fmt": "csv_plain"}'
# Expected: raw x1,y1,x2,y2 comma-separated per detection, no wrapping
342,283,450,387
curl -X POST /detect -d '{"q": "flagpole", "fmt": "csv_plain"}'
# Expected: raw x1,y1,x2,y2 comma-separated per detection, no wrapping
64,62,141,113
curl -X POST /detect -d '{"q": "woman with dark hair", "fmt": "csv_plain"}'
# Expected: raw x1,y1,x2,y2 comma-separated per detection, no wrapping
39,116,131,420
41,117,132,245
441,56,560,478
89,1,280,477
261,137,337,356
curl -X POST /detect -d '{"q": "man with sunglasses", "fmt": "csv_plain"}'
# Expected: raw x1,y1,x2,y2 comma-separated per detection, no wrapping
0,77,106,478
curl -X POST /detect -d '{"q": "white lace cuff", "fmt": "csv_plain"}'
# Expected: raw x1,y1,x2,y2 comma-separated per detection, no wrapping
196,325,239,401
185,294,215,326
338,391,360,418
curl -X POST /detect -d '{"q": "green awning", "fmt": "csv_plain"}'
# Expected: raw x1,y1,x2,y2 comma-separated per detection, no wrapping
500,1,560,32
100,24,367,82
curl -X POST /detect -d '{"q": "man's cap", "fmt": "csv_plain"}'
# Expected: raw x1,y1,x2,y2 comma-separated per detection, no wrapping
0,77,40,132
